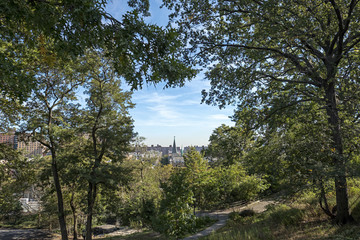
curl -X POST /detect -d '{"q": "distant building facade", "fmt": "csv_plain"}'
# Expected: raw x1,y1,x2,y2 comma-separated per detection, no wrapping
0,130,44,212
146,144,180,156
0,131,45,157
139,137,208,167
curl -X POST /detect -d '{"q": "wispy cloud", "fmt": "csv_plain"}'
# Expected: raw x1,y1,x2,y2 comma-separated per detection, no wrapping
134,92,181,103
209,114,230,121
147,104,182,120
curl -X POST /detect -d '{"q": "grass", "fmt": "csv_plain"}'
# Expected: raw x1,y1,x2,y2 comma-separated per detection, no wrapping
201,203,360,240
0,213,42,229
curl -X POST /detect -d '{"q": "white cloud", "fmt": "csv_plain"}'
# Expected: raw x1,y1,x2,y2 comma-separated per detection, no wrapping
147,104,182,120
209,114,230,121
140,92,181,103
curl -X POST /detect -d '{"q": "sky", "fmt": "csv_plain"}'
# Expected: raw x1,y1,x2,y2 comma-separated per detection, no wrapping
105,0,235,147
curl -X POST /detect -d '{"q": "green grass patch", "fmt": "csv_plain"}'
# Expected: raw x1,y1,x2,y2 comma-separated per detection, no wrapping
202,203,360,240
0,213,41,229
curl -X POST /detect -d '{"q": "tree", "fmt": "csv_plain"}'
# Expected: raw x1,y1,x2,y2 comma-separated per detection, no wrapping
244,104,335,200
163,0,360,224
23,56,87,240
116,155,168,227
1,0,107,101
81,51,135,240
57,137,89,240
0,0,195,103
1,0,196,142
206,124,253,166
183,147,209,212
155,168,196,238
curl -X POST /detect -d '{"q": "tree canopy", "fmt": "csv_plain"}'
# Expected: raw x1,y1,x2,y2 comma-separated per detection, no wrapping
163,0,360,224
0,0,195,125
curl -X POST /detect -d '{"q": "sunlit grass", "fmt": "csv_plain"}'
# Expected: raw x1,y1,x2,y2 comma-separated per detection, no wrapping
201,203,360,240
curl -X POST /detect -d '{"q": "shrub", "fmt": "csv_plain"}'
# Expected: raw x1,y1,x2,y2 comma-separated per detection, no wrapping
239,209,256,217
228,209,256,223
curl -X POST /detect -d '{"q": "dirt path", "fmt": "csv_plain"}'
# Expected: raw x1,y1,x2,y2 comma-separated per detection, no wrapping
182,200,275,240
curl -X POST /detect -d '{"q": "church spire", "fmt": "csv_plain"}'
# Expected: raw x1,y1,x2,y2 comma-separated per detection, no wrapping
172,136,177,154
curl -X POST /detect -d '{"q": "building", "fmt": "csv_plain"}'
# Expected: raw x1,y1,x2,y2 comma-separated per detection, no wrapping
0,130,16,145
0,131,45,157
183,145,207,154
169,137,184,166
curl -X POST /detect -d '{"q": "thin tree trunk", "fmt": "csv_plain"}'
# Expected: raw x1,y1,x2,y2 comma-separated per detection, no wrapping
85,181,96,240
51,151,68,240
70,192,78,240
318,178,334,218
324,82,353,224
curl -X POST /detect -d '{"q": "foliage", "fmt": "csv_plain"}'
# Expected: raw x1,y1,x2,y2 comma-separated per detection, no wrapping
0,0,110,121
0,0,195,104
229,209,256,222
154,149,267,237
154,169,196,238
183,147,209,210
244,105,333,191
206,124,254,166
202,165,268,208
115,161,171,227
0,144,37,221
164,0,360,223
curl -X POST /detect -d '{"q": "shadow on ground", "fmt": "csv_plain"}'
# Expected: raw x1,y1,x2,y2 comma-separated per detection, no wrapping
0,228,53,240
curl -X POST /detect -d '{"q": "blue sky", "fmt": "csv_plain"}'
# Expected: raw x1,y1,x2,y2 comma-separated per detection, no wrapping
106,0,235,146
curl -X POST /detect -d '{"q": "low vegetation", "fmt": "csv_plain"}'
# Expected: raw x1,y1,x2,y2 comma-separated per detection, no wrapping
204,192,360,240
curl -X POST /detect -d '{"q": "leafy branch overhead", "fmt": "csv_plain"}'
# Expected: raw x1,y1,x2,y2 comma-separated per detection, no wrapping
0,0,196,103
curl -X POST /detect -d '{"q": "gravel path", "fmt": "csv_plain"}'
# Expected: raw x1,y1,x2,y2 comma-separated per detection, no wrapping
182,200,275,240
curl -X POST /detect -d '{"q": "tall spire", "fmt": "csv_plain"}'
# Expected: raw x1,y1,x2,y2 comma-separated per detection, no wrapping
172,136,177,154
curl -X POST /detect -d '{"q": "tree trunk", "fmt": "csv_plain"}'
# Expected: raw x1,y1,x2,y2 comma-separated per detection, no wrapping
318,178,335,218
51,151,68,240
324,82,352,224
70,192,78,240
85,180,97,240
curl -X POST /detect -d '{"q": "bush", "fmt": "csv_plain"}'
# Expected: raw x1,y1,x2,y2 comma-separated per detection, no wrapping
228,209,256,223
195,216,216,229
153,209,196,238
239,209,256,217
